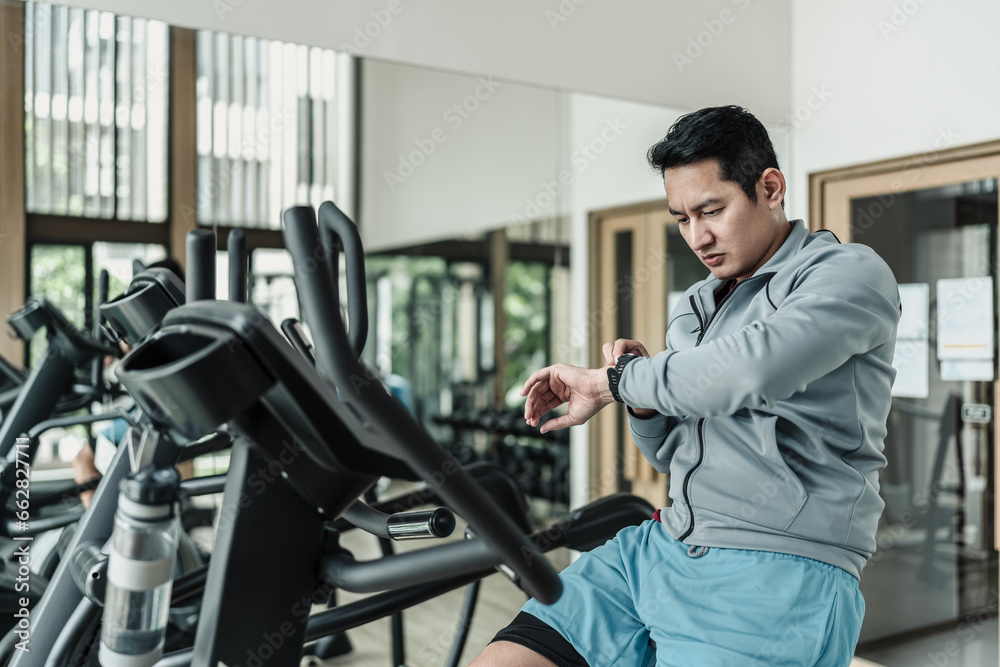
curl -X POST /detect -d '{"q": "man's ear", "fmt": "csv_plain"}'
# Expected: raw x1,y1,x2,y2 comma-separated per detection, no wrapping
759,168,786,209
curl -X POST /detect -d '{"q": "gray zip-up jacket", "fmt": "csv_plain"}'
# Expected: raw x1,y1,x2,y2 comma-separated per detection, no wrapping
619,219,900,578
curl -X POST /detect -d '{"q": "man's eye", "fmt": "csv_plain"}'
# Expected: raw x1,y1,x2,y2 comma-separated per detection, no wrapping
706,208,722,216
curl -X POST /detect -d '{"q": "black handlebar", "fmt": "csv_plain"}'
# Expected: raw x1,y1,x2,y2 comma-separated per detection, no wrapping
282,205,562,605
186,229,216,303
341,501,455,540
91,270,110,387
227,229,247,303
318,201,368,359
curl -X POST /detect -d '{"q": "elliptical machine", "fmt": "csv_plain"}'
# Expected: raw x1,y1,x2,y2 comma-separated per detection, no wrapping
6,205,653,667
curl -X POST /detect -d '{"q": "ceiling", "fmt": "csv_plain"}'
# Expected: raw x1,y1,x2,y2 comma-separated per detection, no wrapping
49,0,792,120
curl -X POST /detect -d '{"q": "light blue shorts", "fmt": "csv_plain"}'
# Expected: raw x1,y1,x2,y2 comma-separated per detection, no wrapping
522,520,864,666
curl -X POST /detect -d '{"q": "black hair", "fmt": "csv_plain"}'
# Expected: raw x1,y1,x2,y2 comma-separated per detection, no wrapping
646,105,780,204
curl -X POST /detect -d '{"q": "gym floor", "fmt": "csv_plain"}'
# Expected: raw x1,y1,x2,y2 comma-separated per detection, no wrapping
855,625,998,667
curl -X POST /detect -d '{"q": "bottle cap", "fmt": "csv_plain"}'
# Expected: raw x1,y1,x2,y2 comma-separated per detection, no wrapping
120,466,181,506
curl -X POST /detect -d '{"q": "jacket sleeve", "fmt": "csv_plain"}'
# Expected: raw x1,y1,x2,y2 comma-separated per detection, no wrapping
618,248,900,418
627,410,677,473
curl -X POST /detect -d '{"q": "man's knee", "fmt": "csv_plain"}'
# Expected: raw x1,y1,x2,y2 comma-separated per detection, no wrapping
469,640,561,667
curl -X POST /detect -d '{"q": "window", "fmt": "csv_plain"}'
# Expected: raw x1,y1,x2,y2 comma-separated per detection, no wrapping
28,241,165,365
249,249,300,323
24,2,169,220
196,32,350,229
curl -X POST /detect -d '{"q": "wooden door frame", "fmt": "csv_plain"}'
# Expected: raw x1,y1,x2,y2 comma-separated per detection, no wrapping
588,199,671,503
809,139,1000,552
809,138,1000,234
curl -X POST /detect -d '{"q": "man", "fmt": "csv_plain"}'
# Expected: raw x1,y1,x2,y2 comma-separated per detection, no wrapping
472,106,900,666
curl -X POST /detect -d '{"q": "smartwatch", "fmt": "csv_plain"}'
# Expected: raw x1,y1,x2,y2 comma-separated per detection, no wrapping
607,353,638,403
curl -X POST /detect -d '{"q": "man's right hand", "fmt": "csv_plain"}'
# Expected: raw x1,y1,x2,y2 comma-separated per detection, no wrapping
521,364,614,433
602,338,658,419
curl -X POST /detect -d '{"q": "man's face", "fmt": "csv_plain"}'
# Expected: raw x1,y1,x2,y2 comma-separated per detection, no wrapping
665,159,785,282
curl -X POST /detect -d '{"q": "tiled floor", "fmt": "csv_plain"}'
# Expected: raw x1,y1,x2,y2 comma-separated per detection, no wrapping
855,622,998,667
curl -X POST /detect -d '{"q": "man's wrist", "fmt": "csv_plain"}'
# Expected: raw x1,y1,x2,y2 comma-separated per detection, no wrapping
593,368,615,405
607,353,638,403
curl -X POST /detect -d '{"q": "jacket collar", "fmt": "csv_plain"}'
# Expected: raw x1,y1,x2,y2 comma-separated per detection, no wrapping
755,218,815,274
694,219,819,314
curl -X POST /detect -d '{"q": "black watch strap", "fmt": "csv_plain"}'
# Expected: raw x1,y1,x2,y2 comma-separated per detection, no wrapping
607,353,638,403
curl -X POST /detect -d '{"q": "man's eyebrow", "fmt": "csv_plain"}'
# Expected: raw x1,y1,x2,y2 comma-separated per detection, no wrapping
668,197,724,217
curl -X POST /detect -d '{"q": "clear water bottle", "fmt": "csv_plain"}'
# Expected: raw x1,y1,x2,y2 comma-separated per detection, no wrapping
100,466,180,667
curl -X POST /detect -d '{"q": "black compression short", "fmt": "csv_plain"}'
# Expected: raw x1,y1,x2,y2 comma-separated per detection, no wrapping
489,610,589,667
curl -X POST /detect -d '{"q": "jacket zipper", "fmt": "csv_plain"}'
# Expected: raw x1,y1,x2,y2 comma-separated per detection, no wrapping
694,272,776,345
679,419,706,541
689,295,704,336
680,272,776,541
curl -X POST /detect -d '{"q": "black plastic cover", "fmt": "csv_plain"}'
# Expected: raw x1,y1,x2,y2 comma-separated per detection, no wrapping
100,269,185,345
117,327,272,439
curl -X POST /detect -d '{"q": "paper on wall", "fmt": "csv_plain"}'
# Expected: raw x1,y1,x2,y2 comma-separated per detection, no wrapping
891,283,930,398
940,359,995,382
892,338,929,398
897,283,929,340
937,277,994,361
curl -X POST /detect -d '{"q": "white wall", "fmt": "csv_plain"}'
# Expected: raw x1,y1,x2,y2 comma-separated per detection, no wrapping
788,0,1000,222
559,93,685,508
47,0,791,119
359,60,560,251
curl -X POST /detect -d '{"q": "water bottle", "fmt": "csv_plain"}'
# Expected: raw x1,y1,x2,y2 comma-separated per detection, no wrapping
100,466,181,667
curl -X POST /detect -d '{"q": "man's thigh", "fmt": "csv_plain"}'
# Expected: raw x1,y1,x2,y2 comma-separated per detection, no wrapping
501,520,863,666
516,520,665,666
639,540,865,666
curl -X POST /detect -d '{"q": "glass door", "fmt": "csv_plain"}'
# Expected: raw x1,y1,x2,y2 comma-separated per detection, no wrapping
821,156,1000,646
854,179,998,641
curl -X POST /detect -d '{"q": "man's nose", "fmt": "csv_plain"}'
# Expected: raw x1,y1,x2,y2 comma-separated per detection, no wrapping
688,220,714,251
